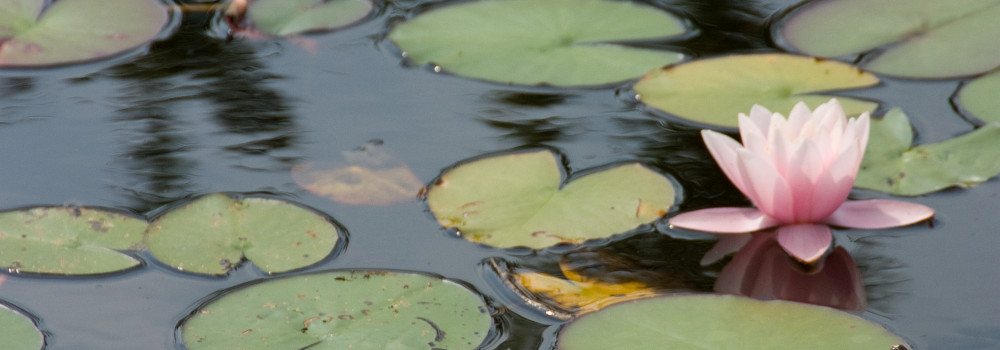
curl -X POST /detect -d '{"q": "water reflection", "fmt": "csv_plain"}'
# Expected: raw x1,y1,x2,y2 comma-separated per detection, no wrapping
101,8,301,211
712,230,866,310
649,0,783,55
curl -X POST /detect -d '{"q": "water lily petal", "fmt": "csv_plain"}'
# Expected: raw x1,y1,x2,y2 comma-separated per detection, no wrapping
669,207,779,233
739,114,767,156
736,149,794,221
702,130,751,194
854,112,871,156
747,104,773,132
824,199,934,229
784,138,823,221
700,234,753,265
786,101,812,136
776,224,832,263
808,142,861,221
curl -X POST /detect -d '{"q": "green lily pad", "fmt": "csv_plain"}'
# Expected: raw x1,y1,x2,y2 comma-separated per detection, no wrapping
0,206,146,275
387,0,686,86
426,150,675,249
955,70,1000,124
558,294,909,350
777,0,1000,78
855,108,1000,195
0,0,169,67
181,270,493,350
247,0,373,36
0,303,43,350
145,193,340,275
633,53,879,128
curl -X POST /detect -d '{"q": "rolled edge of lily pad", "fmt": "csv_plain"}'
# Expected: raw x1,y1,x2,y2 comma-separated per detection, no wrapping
669,99,934,263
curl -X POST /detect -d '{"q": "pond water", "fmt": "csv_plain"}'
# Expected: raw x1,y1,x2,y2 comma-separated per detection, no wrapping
1,0,998,349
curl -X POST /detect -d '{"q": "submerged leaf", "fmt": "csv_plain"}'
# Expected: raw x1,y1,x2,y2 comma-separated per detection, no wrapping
558,294,910,349
427,150,675,249
292,141,422,205
181,270,493,349
0,0,169,67
388,0,686,86
633,53,878,128
855,108,1000,195
0,206,146,275
0,303,43,350
145,193,341,275
510,261,658,316
777,0,1000,78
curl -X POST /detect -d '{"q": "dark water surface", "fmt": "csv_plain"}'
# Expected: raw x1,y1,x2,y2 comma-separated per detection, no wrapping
1,0,998,349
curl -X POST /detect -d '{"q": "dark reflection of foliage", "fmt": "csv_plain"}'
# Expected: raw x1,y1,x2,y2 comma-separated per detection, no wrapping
611,117,750,211
481,116,578,146
848,236,910,316
0,77,34,100
645,0,778,55
562,232,717,291
101,7,300,211
487,91,574,108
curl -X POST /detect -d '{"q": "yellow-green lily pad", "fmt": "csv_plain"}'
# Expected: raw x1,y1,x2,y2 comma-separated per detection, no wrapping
0,303,43,350
0,0,169,67
856,108,1000,196
181,270,494,350
388,0,686,86
558,294,910,349
145,193,341,275
426,150,676,249
777,0,1000,78
0,206,146,275
955,70,1000,124
247,0,373,36
633,53,879,128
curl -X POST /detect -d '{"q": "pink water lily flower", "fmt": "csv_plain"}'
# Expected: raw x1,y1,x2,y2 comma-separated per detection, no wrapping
669,99,934,263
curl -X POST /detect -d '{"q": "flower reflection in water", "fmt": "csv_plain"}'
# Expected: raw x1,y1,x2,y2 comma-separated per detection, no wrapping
711,230,865,311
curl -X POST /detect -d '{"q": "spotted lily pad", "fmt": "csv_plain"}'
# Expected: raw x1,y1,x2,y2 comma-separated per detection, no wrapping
855,108,1000,196
633,53,879,128
955,70,1000,124
181,270,493,349
388,0,686,86
145,193,341,275
0,0,169,67
558,294,910,349
245,0,373,36
0,206,146,275
0,303,43,350
426,150,676,249
777,0,1000,78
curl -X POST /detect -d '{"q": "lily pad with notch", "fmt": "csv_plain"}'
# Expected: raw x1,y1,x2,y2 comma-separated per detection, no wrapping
426,150,676,249
388,0,687,86
0,206,147,275
181,270,494,350
776,0,1000,78
633,53,879,128
145,193,341,275
855,108,1000,196
557,294,910,349
954,69,1000,124
0,0,169,67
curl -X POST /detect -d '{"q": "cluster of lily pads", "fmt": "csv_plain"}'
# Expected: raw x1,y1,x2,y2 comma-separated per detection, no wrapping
3,0,998,348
